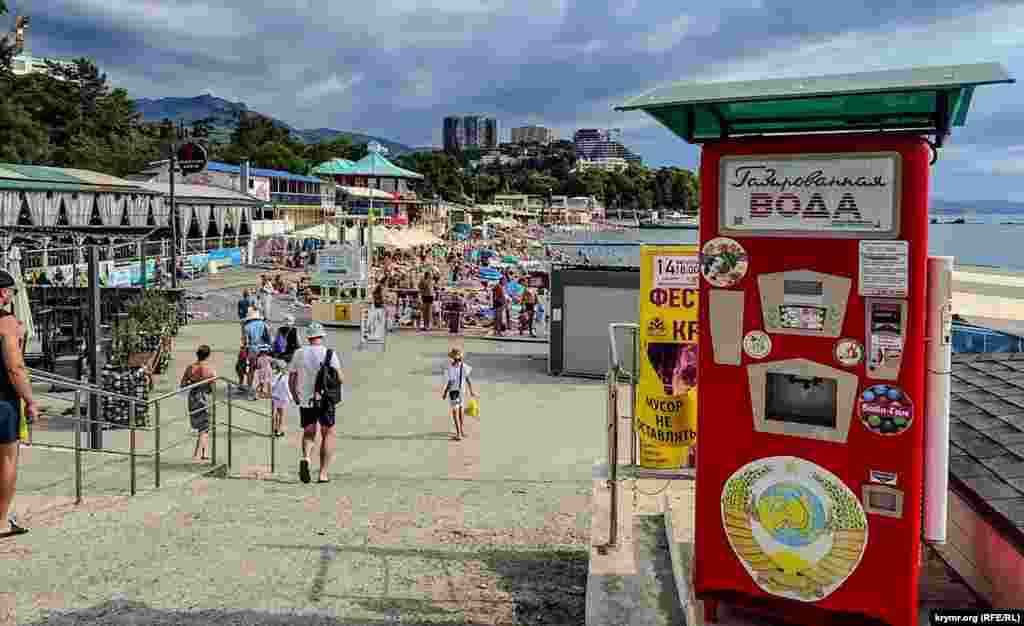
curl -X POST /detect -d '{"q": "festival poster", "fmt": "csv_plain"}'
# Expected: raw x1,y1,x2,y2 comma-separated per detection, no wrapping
636,244,700,469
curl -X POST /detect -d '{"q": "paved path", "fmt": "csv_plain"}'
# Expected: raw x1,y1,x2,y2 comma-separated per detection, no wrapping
7,323,605,625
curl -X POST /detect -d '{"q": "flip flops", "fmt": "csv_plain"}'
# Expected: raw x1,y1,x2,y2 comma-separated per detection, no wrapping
0,519,27,539
299,459,311,484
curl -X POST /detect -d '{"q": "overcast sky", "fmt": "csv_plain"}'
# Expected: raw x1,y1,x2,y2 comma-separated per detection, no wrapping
15,0,1024,201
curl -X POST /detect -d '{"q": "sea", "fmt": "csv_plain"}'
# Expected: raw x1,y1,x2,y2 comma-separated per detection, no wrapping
543,210,1024,271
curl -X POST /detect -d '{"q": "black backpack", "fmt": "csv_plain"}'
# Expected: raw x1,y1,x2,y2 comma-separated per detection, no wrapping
314,349,342,405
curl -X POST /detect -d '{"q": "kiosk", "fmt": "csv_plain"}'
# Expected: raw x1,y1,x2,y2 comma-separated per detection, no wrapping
618,64,1013,626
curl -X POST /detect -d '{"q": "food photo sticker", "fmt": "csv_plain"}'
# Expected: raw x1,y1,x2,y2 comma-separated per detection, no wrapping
720,456,868,603
858,384,914,436
701,237,749,288
743,330,772,359
834,338,864,368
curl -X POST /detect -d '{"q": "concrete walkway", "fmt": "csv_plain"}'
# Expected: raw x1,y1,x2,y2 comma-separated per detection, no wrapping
7,324,605,625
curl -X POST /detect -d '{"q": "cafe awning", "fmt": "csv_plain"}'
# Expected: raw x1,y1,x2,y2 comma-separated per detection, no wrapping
616,63,1013,147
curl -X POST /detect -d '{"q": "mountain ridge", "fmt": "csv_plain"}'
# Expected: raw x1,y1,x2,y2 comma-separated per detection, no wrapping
131,94,414,155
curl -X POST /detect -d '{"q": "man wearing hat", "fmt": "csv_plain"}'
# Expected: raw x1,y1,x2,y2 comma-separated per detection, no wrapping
0,270,36,537
288,322,343,483
241,308,271,399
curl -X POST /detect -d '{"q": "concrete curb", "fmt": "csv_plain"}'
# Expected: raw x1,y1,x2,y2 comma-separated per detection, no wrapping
664,492,700,626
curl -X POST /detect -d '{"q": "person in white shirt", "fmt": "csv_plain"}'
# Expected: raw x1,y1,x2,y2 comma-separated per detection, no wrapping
259,276,274,322
440,348,476,441
288,322,343,483
270,360,292,437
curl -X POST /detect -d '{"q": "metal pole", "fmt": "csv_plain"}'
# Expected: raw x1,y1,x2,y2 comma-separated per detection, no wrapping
169,140,179,289
154,400,161,488
223,382,232,470
138,240,146,290
87,246,102,450
74,389,82,504
210,381,217,466
607,369,619,549
630,327,638,466
129,401,137,496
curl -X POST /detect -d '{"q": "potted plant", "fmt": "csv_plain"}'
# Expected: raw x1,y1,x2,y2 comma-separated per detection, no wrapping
126,292,174,374
102,317,150,428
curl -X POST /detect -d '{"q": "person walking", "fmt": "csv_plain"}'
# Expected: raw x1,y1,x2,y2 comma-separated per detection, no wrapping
270,360,292,437
259,276,274,322
492,278,507,336
241,309,271,400
418,271,435,331
237,289,253,326
180,344,216,461
0,270,38,537
441,349,476,441
288,322,343,484
521,286,538,337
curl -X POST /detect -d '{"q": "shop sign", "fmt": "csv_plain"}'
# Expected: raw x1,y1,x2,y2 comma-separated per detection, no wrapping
720,154,899,233
176,142,208,175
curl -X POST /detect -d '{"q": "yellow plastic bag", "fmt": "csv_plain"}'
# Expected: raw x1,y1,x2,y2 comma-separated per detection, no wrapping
18,400,28,442
466,398,480,418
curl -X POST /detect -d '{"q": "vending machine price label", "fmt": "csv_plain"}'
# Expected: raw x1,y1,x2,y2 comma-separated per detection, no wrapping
859,241,909,298
653,255,700,289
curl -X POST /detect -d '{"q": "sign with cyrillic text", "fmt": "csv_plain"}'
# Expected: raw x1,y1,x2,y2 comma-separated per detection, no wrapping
720,154,900,234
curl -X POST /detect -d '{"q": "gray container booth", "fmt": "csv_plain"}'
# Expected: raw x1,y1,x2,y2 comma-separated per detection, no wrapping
548,266,640,378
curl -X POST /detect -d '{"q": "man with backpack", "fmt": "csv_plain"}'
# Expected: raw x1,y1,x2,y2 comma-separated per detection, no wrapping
241,309,273,400
288,322,343,484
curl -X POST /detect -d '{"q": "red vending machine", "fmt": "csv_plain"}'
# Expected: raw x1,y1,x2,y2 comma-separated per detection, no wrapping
615,64,1013,626
696,133,927,626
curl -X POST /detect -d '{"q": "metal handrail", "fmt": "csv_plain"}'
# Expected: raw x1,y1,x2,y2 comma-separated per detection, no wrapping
608,322,639,374
25,369,278,502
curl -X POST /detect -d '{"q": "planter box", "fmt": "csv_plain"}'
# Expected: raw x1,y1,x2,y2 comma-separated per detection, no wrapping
100,366,150,428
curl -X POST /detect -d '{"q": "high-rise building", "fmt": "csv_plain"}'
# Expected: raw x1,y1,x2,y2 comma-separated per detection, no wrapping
462,116,481,149
573,128,641,163
511,125,555,145
483,118,499,150
443,117,462,153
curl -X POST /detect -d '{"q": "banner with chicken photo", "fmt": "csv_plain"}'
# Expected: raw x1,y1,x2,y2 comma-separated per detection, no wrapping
636,244,700,469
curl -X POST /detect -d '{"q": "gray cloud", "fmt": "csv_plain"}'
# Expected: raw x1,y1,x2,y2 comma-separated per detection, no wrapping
12,0,1023,199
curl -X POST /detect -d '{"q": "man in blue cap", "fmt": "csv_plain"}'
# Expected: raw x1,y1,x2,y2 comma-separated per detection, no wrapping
0,270,36,537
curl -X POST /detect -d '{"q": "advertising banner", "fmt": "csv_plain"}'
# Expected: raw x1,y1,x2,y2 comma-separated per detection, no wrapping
720,154,899,233
636,244,700,469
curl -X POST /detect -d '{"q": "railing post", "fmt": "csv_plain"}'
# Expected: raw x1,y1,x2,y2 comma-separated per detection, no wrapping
74,390,82,504
224,382,232,470
210,382,217,466
607,368,619,549
630,326,639,466
155,400,161,488
268,395,275,475
129,401,137,496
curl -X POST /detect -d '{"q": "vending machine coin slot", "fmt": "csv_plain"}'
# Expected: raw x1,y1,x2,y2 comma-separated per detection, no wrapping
862,484,904,518
865,299,908,381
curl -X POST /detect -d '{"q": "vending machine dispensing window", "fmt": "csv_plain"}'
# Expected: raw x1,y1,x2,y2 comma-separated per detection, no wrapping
765,373,838,428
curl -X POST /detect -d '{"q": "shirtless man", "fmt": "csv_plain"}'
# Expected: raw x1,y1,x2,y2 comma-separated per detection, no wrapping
0,270,38,537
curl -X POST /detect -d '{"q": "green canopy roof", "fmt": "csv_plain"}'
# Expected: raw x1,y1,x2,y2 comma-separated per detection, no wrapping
0,163,161,193
347,152,424,179
311,158,357,175
616,63,1013,146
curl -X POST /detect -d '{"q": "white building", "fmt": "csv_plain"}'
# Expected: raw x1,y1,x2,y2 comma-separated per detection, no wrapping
571,157,630,173
11,53,76,78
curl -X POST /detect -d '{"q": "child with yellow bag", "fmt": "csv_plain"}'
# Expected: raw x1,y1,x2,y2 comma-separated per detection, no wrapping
441,349,476,441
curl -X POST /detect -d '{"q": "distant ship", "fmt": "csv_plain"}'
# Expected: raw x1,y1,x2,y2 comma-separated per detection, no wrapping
639,210,699,230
